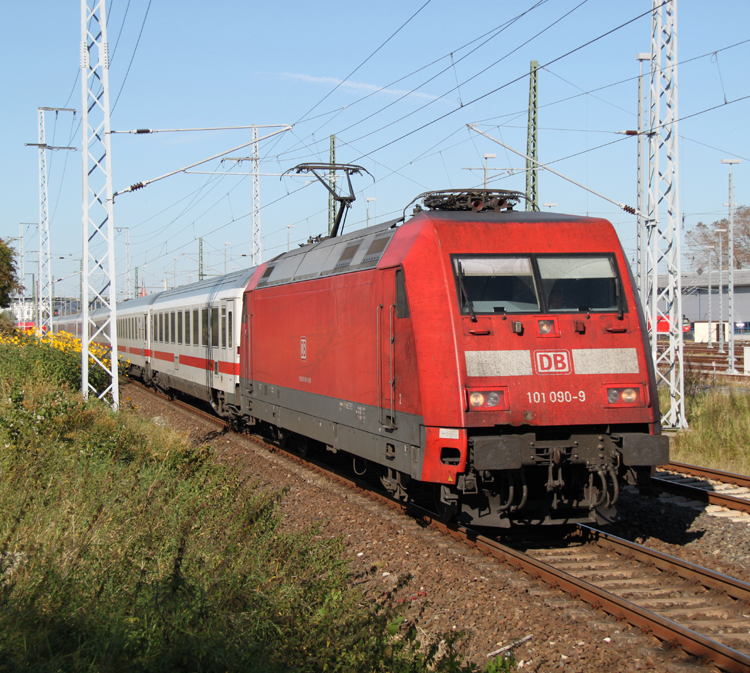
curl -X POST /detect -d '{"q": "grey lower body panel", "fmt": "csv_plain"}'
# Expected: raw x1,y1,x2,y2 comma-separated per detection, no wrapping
241,378,425,478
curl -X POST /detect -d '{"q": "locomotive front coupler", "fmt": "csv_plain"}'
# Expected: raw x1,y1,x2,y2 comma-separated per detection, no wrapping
470,433,620,472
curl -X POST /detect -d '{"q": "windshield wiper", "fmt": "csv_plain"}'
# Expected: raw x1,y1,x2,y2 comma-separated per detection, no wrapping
457,262,477,322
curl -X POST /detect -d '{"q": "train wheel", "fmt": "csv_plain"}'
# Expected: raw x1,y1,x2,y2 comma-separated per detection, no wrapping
293,435,308,458
433,484,458,522
271,427,287,449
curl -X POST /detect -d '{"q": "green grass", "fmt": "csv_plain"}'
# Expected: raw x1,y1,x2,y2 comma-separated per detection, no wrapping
659,369,750,474
0,335,490,673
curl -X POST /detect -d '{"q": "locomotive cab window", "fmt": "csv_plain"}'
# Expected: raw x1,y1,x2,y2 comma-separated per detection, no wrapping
538,255,622,313
452,254,624,315
452,255,540,315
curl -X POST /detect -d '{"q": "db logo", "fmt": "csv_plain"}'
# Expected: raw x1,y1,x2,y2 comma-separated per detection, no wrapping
534,350,571,374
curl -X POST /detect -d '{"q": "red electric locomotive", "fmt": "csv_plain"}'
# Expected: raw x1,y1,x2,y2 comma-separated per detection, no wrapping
237,189,667,527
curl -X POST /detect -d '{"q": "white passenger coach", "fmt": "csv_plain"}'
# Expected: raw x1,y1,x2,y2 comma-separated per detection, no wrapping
53,267,258,416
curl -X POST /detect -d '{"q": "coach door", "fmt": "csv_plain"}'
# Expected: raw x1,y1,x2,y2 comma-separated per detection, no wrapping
221,299,236,388
378,268,400,431
144,312,151,365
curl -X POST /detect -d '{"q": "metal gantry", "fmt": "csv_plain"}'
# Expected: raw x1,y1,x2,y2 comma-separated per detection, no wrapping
328,135,336,235
636,53,650,310
525,61,539,211
251,127,261,266
81,0,119,408
645,0,685,429
26,108,76,332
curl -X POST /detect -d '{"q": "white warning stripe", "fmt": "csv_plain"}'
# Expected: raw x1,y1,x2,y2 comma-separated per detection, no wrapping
465,350,533,377
572,348,639,374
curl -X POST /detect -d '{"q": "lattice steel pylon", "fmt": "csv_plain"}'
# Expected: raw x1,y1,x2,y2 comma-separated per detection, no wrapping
251,127,261,265
645,0,685,429
525,61,539,211
328,134,336,235
28,108,76,331
36,111,51,331
80,0,119,409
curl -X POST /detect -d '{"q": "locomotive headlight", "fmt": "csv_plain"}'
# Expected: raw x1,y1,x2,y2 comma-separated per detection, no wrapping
620,388,638,403
538,320,554,335
605,386,642,406
466,388,508,410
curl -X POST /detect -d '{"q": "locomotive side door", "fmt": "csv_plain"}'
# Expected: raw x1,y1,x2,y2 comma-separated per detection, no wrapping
378,268,400,431
241,292,253,393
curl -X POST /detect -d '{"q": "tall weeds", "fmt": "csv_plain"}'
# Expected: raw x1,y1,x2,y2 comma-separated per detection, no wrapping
0,335,482,673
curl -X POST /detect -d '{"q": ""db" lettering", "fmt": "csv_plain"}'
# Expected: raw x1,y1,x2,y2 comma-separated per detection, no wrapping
535,350,571,374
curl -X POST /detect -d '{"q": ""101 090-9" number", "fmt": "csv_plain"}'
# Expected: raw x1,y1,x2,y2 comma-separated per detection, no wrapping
527,390,586,403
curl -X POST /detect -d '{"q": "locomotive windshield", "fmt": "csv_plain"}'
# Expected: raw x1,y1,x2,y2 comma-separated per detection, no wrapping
455,256,540,314
452,254,622,315
538,256,619,313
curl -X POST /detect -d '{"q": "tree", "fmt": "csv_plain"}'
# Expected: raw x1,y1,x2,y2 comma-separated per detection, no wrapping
0,238,22,308
686,206,750,272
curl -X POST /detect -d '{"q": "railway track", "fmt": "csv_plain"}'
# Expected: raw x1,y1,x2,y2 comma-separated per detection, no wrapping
653,462,750,517
660,343,750,380
133,381,750,672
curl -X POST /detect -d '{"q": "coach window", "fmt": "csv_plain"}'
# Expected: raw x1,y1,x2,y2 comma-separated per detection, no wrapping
396,269,410,318
221,306,227,349
201,309,209,346
157,313,162,342
211,307,219,348
166,313,171,343
228,310,233,349
168,312,174,344
193,309,199,346
177,312,183,344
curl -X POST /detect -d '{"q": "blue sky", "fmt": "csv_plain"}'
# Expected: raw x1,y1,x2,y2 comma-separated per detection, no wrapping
1,0,748,299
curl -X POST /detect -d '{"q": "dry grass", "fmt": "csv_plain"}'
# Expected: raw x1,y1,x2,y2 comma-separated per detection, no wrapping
660,370,750,474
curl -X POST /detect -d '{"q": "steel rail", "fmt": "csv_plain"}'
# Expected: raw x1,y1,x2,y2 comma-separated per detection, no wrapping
652,477,750,514
652,462,750,514
666,462,750,489
457,525,750,673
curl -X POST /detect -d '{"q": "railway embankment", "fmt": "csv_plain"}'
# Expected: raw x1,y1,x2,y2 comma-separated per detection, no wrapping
0,331,484,673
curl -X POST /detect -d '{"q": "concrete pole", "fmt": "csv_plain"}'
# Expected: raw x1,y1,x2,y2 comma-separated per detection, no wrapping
717,228,726,353
723,159,741,372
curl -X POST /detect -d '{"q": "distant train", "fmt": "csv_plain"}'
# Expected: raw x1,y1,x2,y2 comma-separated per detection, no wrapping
55,189,668,527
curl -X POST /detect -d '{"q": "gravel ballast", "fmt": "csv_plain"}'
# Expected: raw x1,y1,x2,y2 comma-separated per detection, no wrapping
127,383,731,672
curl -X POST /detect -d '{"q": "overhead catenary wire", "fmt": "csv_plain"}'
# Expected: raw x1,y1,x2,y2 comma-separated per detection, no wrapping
111,3,750,280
